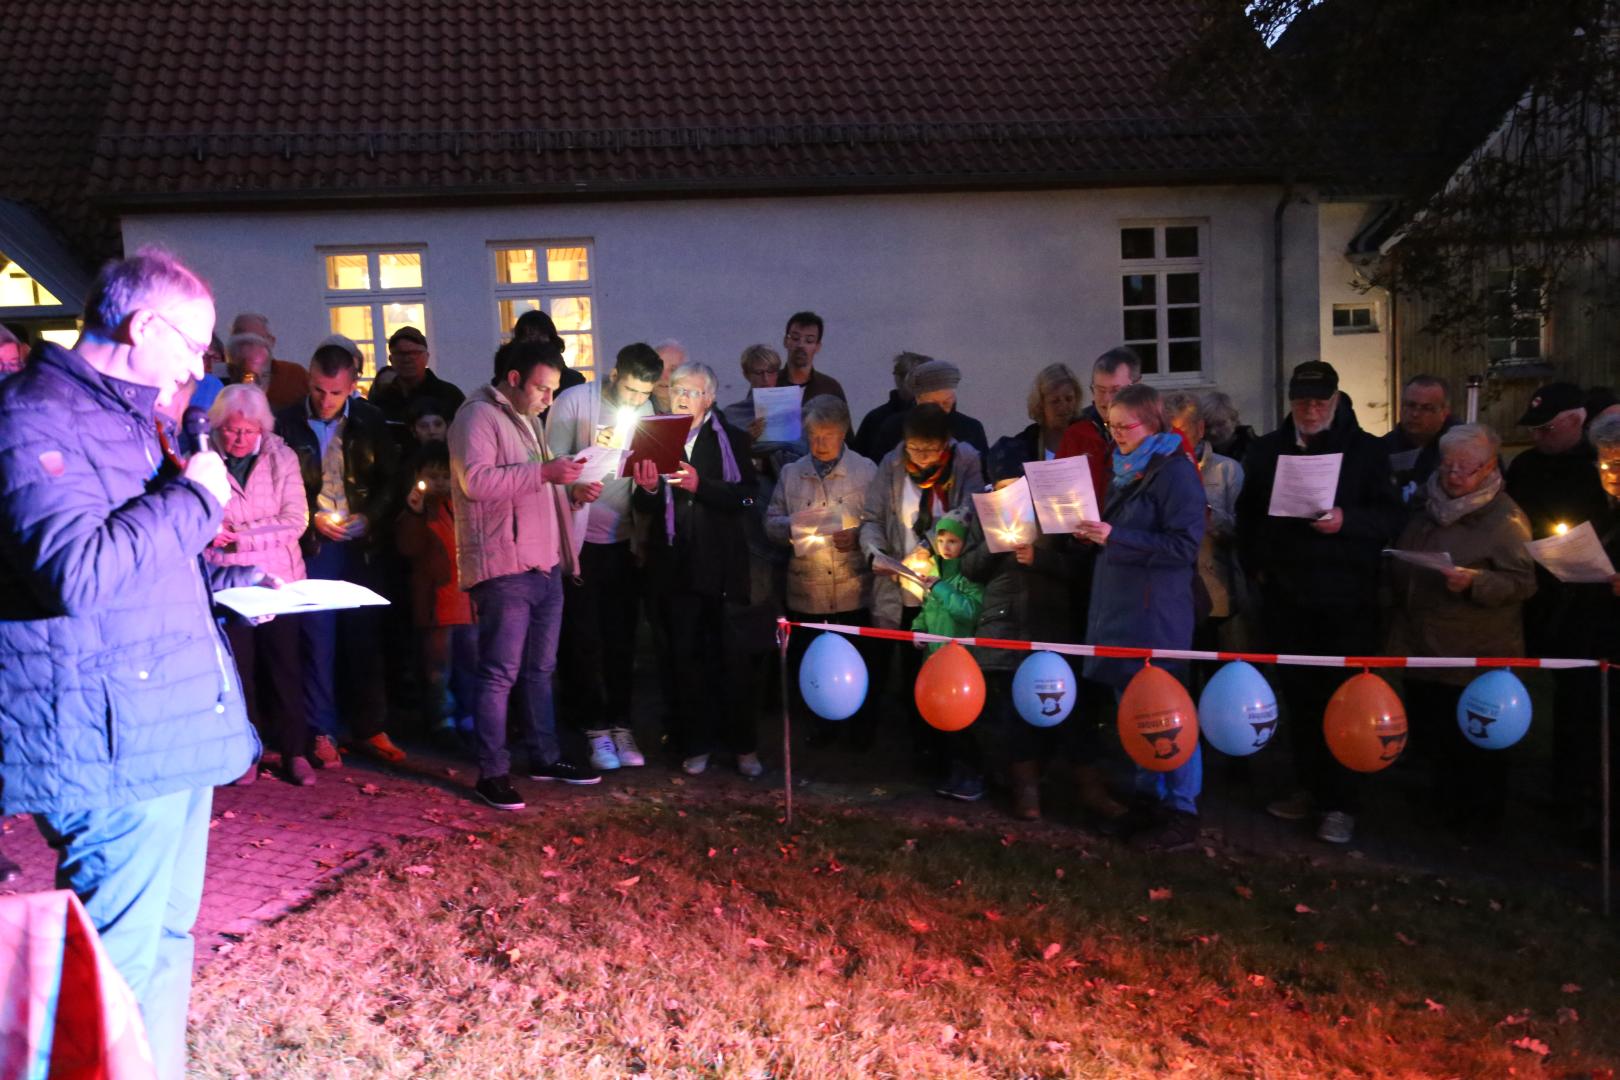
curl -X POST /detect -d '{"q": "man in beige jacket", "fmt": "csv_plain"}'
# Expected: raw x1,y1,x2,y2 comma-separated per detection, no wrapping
448,340,602,810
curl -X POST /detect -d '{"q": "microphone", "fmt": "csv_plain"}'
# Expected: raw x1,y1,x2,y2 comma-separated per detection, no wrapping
181,406,212,457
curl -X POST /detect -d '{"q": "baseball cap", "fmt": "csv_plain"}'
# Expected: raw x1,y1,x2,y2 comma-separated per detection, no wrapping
1287,360,1339,401
1517,381,1584,427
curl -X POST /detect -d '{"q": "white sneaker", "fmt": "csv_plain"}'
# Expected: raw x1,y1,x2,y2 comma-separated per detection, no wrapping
736,752,764,778
587,733,621,771
611,728,646,767
682,753,710,776
1316,810,1355,845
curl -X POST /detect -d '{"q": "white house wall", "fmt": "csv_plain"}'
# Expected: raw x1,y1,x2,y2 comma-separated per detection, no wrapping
1316,200,1393,435
122,186,1318,444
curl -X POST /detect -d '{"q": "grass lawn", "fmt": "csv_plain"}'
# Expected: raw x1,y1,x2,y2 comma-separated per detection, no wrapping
188,794,1620,1078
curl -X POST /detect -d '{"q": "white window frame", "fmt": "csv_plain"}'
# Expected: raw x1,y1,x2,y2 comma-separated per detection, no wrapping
1117,220,1209,386
488,239,599,380
1485,267,1546,366
1331,302,1380,334
318,246,430,383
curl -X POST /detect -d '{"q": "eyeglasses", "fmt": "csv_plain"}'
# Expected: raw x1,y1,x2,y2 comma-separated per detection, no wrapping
672,386,708,401
1438,459,1491,476
151,312,210,359
1107,420,1144,434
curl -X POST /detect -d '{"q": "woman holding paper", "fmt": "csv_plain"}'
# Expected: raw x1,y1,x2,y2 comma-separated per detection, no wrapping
765,395,878,745
861,404,984,783
1386,424,1535,833
1073,384,1205,852
204,383,316,786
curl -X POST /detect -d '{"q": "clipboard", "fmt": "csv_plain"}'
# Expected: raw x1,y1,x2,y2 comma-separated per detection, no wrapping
620,414,694,477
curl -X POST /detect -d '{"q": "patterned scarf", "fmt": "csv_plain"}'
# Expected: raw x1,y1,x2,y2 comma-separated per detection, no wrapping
1112,431,1186,488
904,444,956,527
1424,469,1502,527
665,410,742,542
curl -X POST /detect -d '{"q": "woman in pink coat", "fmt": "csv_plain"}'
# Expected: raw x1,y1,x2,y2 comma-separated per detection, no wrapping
204,383,316,785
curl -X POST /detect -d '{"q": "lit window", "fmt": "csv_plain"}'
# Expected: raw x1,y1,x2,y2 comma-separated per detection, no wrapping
1331,303,1378,333
491,242,598,378
0,252,61,308
1119,222,1206,379
1487,268,1543,365
319,248,428,379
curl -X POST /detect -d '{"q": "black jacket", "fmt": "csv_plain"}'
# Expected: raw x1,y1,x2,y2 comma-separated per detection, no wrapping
634,413,759,601
1380,416,1459,508
871,406,990,459
1236,400,1404,611
853,390,909,461
1504,443,1609,649
274,397,401,555
368,368,466,425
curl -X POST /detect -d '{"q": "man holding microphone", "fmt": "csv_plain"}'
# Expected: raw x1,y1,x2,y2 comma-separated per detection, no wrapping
0,249,262,1077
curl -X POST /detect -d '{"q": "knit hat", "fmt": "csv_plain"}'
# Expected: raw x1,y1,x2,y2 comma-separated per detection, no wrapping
317,333,364,362
935,506,973,540
908,359,962,396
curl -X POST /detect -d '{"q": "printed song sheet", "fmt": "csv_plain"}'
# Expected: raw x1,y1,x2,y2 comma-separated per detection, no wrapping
1525,522,1618,583
789,505,858,557
213,579,391,619
752,386,804,443
1022,456,1101,533
1268,453,1342,518
971,477,1039,553
1382,548,1458,574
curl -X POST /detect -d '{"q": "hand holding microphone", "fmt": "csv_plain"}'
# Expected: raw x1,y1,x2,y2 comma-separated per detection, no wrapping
176,405,231,508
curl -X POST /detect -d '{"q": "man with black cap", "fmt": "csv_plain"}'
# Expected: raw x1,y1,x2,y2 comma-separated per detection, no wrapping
870,358,990,458
1236,360,1404,845
1504,381,1608,825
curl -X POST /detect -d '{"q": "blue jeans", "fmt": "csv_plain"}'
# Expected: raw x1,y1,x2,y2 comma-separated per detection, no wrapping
1117,688,1203,816
470,568,564,779
36,787,213,1080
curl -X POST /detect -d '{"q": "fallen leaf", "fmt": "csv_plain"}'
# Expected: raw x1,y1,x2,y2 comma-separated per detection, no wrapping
1042,942,1063,960
745,937,770,949
504,947,522,963
1558,1007,1580,1024
402,865,435,876
906,917,932,934
569,836,585,846
1425,998,1446,1013
982,910,1004,922
1394,931,1418,947
707,848,717,858
360,783,380,796
1044,1040,1071,1053
1499,1012,1531,1026
614,875,641,890
1561,983,1583,994
1294,903,1316,915
222,810,237,820
939,1024,958,1044
1148,887,1173,903
1055,867,1066,880
1509,1036,1550,1057
1233,885,1253,900
542,844,557,858
554,891,573,904
1246,974,1268,988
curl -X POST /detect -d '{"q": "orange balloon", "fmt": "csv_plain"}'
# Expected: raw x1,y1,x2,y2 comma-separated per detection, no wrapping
1323,672,1408,773
914,641,986,731
1117,664,1199,772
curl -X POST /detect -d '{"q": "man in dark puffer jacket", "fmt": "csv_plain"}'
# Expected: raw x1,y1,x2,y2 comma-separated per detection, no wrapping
0,250,260,1079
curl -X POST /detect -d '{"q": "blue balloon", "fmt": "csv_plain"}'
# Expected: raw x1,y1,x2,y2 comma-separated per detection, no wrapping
799,632,868,721
1198,660,1279,756
1456,669,1532,749
1012,651,1077,728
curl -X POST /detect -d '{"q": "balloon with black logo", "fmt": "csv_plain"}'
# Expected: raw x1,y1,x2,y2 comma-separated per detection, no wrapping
1117,664,1198,772
1323,672,1407,772
1455,669,1532,750
1198,660,1279,757
1011,651,1077,728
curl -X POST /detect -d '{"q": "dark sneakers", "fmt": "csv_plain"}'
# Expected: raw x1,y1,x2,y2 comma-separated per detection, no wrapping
475,776,526,811
1128,811,1201,853
528,760,602,785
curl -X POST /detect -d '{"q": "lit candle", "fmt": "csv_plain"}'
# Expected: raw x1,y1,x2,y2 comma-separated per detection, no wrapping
1553,522,1570,536
416,480,427,492
614,406,638,449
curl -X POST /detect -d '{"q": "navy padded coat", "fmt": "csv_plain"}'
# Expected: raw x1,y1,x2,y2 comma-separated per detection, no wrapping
0,344,258,814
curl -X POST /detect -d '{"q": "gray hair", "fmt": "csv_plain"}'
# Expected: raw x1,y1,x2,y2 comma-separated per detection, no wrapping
1438,423,1501,462
226,331,272,359
208,381,275,434
83,247,212,333
1162,390,1202,427
670,360,717,398
1587,412,1620,453
231,312,271,336
1200,391,1241,445
802,393,850,432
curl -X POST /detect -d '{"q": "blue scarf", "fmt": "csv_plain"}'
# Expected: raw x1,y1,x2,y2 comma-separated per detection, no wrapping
1112,431,1184,488
811,447,843,479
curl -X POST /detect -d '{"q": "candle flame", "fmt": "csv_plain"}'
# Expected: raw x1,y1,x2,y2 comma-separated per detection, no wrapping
1553,522,1570,536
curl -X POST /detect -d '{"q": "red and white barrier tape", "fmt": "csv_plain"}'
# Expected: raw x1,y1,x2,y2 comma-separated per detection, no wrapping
779,619,1608,671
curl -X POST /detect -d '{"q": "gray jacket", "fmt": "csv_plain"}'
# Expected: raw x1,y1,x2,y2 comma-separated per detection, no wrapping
859,442,984,628
766,449,878,614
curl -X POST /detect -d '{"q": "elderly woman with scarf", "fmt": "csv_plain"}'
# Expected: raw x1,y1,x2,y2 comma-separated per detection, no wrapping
633,361,763,778
1386,424,1536,835
1075,383,1206,852
861,403,984,777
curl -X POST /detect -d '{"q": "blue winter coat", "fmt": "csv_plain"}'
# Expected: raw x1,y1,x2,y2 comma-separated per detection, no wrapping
0,344,259,814
1083,450,1206,690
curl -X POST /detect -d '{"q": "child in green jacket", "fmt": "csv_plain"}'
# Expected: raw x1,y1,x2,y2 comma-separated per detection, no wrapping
916,508,984,648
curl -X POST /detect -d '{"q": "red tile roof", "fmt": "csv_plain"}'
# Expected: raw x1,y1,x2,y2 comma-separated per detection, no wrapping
2,1,1295,262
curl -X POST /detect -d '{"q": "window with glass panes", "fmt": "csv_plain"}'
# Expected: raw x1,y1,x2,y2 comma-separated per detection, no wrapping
321,249,427,380
491,242,597,378
1118,222,1206,379
1486,268,1544,364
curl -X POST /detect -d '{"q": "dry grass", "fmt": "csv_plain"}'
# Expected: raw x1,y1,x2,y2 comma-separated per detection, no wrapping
189,796,1620,1079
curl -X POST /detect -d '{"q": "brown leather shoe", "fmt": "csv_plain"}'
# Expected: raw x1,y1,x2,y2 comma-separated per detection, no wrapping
1074,764,1129,822
1008,760,1042,821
